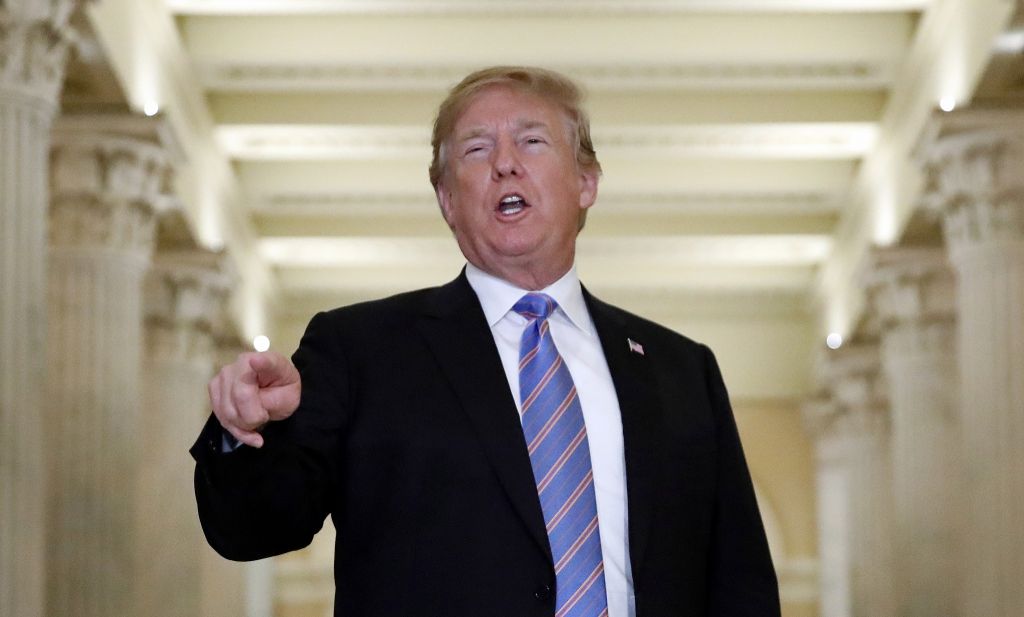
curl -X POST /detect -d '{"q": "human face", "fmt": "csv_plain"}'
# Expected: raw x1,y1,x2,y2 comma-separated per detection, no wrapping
435,85,599,290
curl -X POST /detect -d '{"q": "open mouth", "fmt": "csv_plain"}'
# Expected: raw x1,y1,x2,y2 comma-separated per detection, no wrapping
498,193,529,216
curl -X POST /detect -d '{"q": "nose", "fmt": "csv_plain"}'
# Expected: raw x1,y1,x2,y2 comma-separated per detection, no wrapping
491,138,522,179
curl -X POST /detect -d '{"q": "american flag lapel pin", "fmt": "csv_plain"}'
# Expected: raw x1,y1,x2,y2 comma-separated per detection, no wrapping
627,338,645,356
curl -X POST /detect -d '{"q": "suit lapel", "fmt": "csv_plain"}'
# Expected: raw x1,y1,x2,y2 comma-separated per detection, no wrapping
584,289,661,578
415,272,552,563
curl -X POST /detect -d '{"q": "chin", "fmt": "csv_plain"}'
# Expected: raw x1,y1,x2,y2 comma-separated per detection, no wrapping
494,238,545,259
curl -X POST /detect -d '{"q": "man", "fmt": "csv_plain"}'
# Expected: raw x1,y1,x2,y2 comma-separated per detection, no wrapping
193,66,779,617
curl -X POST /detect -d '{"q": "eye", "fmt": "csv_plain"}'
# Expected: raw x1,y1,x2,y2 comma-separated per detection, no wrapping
521,135,550,150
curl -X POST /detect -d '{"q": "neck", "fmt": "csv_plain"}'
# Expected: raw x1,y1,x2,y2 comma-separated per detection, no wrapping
473,257,573,291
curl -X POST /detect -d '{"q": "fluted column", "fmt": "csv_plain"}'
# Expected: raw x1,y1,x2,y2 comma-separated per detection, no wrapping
139,210,228,617
865,249,961,617
0,5,76,617
923,125,1024,617
801,398,851,617
46,116,171,617
200,277,250,617
822,345,895,617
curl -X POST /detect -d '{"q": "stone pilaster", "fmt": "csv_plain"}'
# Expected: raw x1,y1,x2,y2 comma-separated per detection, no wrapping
46,115,172,617
865,248,961,617
923,124,1024,617
200,260,251,617
820,344,895,617
0,4,77,617
801,398,851,617
139,209,228,617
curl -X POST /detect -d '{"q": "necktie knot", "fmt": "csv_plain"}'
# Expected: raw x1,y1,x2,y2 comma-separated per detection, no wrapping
513,292,557,322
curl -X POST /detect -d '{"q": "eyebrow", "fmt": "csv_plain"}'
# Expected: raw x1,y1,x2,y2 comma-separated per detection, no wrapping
454,119,553,142
454,127,491,142
516,119,550,132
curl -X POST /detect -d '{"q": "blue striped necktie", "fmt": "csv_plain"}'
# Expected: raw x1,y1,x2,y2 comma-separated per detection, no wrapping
514,293,609,617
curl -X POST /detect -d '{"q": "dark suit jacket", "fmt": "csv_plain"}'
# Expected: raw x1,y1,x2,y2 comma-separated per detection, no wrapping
191,272,780,617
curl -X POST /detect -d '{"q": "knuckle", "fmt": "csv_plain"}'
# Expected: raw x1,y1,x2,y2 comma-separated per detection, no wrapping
214,404,234,424
233,389,258,411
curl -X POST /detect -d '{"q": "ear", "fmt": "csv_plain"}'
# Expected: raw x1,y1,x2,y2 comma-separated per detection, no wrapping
435,182,456,229
577,167,599,211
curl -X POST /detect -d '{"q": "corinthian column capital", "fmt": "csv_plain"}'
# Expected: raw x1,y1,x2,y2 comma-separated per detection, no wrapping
820,344,888,437
864,248,954,326
920,118,1024,255
863,248,956,360
145,210,231,364
49,115,176,257
0,1,78,107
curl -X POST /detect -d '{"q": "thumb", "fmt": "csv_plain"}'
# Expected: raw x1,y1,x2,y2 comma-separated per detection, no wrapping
248,351,295,386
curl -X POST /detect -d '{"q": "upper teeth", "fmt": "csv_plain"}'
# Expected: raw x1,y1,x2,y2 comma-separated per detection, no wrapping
501,195,524,204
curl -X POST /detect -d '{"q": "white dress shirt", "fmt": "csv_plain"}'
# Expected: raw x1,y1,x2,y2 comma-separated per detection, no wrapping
465,262,635,617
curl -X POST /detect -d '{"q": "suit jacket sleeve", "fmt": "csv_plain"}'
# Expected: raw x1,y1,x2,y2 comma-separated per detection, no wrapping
702,344,781,616
190,311,348,561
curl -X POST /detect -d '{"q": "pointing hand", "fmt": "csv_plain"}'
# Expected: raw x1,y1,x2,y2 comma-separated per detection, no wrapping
207,351,301,449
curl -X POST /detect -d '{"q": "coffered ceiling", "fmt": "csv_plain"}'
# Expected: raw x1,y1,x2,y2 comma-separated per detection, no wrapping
82,0,1019,347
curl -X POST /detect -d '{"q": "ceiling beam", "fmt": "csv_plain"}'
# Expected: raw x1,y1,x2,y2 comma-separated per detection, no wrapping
259,235,831,268
178,14,914,68
273,262,817,298
276,284,812,327
254,211,837,238
208,91,886,125
168,0,928,16
197,60,896,92
235,158,857,196
814,0,1017,337
251,190,843,217
215,123,877,161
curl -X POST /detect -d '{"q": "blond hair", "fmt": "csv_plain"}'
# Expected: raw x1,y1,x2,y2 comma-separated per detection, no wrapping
428,66,601,189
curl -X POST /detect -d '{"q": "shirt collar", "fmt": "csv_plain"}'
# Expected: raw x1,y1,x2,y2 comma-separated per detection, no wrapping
464,262,592,336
